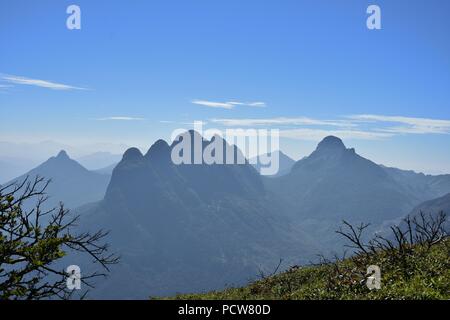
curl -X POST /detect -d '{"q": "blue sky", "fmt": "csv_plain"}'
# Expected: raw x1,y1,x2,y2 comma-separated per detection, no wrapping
1,0,450,173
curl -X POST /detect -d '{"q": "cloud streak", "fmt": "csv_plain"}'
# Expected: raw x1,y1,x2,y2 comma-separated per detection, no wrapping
348,114,450,135
279,128,393,141
210,117,355,127
206,114,450,141
192,99,266,109
96,117,146,121
1,74,87,91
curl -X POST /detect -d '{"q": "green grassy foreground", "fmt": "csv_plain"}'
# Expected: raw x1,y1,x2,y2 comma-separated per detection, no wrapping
168,238,449,300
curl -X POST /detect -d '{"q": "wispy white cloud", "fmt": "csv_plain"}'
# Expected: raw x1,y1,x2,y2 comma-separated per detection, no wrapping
181,121,208,126
191,99,266,109
159,120,176,124
159,120,208,126
207,114,450,141
226,101,266,108
209,116,387,141
160,114,450,142
248,102,266,107
348,114,450,134
1,74,87,91
192,100,234,109
279,128,393,141
96,116,146,121
210,117,355,127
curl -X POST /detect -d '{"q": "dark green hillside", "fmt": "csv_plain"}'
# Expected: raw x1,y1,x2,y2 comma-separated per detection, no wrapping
169,214,450,300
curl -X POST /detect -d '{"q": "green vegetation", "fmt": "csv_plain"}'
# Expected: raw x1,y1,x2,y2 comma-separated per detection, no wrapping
170,214,450,300
0,176,118,300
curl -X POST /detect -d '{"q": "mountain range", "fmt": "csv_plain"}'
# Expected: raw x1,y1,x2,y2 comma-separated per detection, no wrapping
263,136,450,250
406,193,450,232
3,134,450,299
75,132,318,298
4,150,111,211
0,140,127,183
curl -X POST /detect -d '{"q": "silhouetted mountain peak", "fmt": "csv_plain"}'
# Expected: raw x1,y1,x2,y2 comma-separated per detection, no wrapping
291,136,364,173
146,139,169,155
56,150,70,160
42,150,91,173
316,136,346,152
145,139,171,163
47,150,79,167
122,147,144,161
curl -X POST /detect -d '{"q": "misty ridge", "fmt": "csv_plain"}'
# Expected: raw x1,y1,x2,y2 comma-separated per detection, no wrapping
1,133,450,299
0,141,126,183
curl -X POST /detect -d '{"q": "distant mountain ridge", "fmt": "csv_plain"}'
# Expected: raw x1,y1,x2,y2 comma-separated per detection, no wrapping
250,150,296,177
5,150,111,210
263,136,450,251
406,193,450,232
94,162,118,175
267,136,417,221
381,165,450,203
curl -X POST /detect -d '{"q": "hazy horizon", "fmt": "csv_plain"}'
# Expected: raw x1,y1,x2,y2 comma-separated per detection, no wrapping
1,133,449,179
